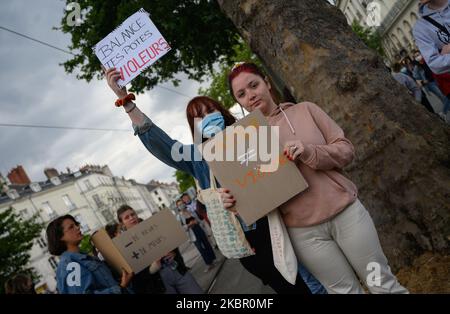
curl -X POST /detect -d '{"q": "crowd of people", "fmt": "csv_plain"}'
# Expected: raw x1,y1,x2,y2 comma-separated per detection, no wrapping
390,0,450,123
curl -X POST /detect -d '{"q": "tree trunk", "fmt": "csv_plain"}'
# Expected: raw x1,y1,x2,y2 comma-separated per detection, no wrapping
217,0,450,271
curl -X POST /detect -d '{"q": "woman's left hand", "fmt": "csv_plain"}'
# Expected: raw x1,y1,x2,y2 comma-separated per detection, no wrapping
284,140,305,162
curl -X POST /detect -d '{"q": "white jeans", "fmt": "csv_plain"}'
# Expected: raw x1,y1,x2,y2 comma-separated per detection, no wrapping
288,199,408,294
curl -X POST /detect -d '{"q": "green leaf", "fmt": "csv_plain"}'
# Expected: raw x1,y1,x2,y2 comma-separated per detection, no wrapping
0,207,44,294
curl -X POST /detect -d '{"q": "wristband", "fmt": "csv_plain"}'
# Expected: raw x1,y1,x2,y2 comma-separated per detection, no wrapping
115,93,135,107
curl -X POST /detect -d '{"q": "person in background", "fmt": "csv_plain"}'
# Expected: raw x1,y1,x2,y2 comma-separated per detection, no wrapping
392,62,436,113
413,0,450,120
116,205,203,294
412,51,450,121
46,215,133,294
4,274,36,294
176,199,217,272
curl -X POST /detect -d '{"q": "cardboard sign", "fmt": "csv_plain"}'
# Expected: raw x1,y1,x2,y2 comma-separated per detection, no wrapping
91,208,188,274
198,110,309,225
93,8,171,87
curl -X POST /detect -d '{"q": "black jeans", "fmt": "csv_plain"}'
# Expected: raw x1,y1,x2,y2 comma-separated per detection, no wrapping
239,216,311,294
192,224,216,265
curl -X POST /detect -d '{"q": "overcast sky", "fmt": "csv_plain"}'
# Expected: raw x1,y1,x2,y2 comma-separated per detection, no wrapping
0,0,245,185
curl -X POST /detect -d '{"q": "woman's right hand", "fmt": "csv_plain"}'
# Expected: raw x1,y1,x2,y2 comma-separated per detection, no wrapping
104,67,128,99
119,268,134,288
217,188,237,213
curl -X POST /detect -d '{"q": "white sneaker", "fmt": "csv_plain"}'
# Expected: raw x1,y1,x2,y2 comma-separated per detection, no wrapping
438,112,446,121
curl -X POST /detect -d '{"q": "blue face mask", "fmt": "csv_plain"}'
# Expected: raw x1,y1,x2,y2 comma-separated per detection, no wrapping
199,112,225,138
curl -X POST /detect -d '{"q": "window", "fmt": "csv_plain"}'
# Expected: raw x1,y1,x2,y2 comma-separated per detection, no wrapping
158,197,162,202
84,179,93,190
154,190,158,195
92,194,103,208
19,208,29,220
74,215,90,233
101,210,114,223
62,194,76,210
48,257,58,270
37,237,47,249
41,202,56,219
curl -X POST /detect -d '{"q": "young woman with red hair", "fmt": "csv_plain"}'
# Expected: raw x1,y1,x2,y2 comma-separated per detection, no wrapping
225,62,408,294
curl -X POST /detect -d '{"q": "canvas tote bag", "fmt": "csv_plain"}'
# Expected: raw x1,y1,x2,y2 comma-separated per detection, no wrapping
196,169,254,259
267,209,298,285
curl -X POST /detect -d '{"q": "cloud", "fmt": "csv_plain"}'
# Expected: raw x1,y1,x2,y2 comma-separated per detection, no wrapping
0,0,207,185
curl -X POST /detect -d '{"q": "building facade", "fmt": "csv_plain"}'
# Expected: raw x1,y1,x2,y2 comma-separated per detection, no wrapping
146,180,180,210
0,165,160,293
337,0,421,62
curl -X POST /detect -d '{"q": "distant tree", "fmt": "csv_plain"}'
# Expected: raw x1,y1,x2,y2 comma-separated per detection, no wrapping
0,207,43,294
351,20,384,57
174,170,195,192
79,234,94,255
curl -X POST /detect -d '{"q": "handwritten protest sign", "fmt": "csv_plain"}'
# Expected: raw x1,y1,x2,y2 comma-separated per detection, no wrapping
93,8,171,88
91,208,187,274
198,110,309,225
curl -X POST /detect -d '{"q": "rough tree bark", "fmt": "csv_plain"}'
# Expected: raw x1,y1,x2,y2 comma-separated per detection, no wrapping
217,0,450,271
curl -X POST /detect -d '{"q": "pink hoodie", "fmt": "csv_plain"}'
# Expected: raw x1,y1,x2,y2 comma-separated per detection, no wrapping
268,102,358,227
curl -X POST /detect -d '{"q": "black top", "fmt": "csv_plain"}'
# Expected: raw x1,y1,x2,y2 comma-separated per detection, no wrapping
131,269,166,294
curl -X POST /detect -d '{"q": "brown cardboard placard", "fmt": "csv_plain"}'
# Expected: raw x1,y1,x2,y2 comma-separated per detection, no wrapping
91,208,188,274
198,109,309,225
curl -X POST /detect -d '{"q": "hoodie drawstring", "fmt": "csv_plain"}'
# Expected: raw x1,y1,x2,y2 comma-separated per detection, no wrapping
279,105,296,134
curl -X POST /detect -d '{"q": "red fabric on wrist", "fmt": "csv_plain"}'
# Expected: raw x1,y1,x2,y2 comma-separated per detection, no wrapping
115,93,135,107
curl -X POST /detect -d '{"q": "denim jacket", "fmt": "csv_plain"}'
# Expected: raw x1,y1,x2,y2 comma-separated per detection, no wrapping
56,251,128,294
133,115,255,231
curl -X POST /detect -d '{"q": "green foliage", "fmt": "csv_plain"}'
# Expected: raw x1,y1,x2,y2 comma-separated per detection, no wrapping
198,38,262,109
0,207,44,294
351,20,384,57
58,0,240,93
79,234,93,255
174,170,195,192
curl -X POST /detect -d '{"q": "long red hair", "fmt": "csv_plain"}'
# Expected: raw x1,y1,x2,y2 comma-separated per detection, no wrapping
186,96,236,141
